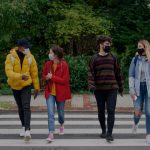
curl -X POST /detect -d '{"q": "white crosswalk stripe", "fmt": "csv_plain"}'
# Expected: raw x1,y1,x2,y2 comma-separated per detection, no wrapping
0,112,149,147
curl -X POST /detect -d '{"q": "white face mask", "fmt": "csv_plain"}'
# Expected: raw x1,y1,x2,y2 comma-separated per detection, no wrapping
22,48,30,54
48,54,54,60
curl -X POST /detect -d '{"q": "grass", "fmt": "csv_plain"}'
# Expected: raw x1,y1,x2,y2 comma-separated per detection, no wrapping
0,102,13,109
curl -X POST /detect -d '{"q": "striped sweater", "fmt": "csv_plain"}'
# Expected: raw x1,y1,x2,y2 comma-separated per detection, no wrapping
88,53,123,91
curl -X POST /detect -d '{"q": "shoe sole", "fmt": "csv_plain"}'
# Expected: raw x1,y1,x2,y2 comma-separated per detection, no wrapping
106,137,114,142
106,139,114,143
100,135,106,138
24,136,31,141
106,139,112,143
46,139,53,143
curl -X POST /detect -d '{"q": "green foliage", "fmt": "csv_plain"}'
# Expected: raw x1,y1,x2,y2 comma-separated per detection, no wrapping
65,55,89,92
0,102,13,109
0,0,150,93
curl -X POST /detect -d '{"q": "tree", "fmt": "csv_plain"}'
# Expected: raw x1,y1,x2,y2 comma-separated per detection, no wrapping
46,1,111,55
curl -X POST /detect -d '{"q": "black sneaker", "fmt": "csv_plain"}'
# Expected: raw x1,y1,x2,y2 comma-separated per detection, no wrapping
100,133,107,138
106,135,114,142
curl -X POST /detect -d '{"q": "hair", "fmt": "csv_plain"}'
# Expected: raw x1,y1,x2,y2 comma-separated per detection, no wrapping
97,35,112,48
17,39,30,48
138,40,150,61
51,46,64,59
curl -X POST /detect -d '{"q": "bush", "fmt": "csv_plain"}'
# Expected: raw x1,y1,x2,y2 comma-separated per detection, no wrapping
65,55,90,93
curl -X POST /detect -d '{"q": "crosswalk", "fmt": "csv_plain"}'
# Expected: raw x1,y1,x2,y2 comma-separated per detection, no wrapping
0,112,149,149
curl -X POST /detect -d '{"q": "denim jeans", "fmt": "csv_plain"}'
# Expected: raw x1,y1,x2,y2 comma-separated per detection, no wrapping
94,89,117,136
133,82,150,134
12,85,31,131
46,95,65,133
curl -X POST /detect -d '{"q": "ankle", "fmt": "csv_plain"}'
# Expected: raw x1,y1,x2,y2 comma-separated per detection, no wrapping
60,124,64,127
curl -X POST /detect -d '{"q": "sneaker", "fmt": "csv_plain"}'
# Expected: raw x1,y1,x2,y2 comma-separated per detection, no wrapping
20,127,25,137
106,135,114,142
46,133,54,142
59,126,64,135
24,130,31,141
100,133,107,138
146,135,150,144
132,124,138,134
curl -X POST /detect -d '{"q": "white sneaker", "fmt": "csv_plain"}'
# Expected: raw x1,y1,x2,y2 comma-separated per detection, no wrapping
24,130,31,141
146,135,150,144
132,124,138,134
19,127,25,137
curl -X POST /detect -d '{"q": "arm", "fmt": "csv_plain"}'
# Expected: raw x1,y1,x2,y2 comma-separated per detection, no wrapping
42,62,48,81
30,56,40,90
88,56,96,91
5,55,22,80
115,62,124,94
129,57,136,95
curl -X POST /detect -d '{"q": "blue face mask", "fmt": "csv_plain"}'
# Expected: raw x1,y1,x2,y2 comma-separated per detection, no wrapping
48,54,54,60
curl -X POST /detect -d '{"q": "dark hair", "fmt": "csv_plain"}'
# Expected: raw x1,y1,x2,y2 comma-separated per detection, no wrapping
97,35,112,48
51,46,64,59
17,39,30,48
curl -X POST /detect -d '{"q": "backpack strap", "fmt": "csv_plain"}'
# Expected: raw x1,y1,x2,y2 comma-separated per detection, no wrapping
10,55,15,65
134,55,138,66
27,56,32,65
10,55,32,66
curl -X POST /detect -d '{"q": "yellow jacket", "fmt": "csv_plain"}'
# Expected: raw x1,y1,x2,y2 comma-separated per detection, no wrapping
5,47,40,90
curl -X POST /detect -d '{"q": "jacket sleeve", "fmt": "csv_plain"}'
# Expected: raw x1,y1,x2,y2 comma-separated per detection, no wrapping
30,56,40,90
5,54,22,80
42,62,48,81
129,57,136,95
51,63,70,85
88,56,96,91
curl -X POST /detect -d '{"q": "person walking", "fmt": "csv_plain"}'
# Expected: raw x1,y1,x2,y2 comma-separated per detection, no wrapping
129,39,150,144
42,46,71,142
88,35,123,142
5,39,40,141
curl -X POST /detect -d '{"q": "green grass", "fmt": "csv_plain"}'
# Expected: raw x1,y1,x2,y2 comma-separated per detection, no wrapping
0,102,13,109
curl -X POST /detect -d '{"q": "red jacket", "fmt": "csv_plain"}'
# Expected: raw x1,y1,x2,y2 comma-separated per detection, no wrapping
42,60,71,102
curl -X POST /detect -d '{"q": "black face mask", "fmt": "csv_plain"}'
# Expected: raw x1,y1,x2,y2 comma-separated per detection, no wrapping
104,46,111,53
137,48,145,55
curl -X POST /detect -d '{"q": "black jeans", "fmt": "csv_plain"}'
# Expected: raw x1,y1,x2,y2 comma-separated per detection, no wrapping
94,89,117,136
12,85,31,131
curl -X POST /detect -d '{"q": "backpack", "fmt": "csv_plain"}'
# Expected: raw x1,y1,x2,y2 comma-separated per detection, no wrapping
10,55,32,65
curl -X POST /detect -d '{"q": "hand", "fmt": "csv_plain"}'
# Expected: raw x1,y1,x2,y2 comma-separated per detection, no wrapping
22,75,29,81
89,88,95,94
46,73,52,80
34,89,39,100
130,94,137,101
119,91,123,97
118,88,123,97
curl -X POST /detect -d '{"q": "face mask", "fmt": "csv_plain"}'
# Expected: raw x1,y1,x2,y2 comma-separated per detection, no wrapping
104,46,111,53
137,48,145,55
48,54,54,60
22,48,30,54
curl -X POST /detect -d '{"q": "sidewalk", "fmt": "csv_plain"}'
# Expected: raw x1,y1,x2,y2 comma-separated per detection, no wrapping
0,94,133,112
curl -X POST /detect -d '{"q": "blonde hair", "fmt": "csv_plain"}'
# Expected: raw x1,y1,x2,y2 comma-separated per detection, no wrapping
138,40,150,61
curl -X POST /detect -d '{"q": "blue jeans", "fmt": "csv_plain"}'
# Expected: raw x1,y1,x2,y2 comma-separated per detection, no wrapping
133,82,150,134
46,95,65,133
